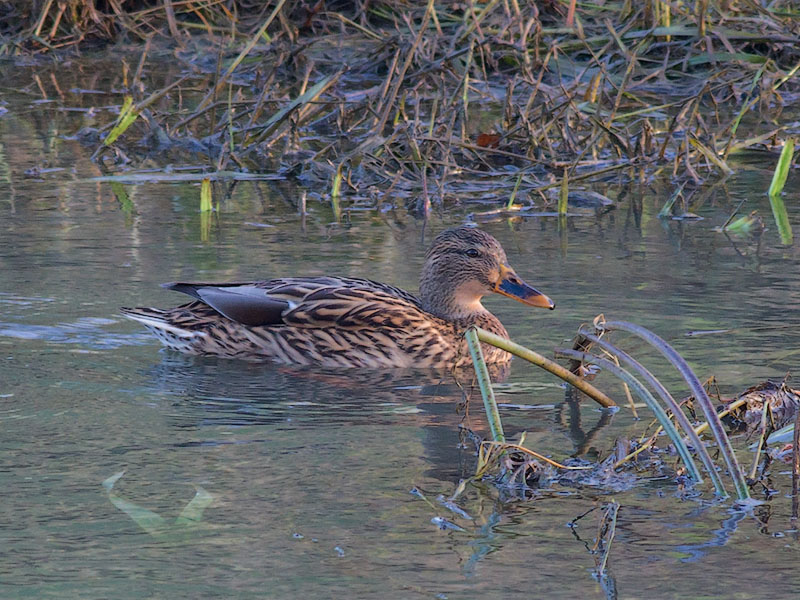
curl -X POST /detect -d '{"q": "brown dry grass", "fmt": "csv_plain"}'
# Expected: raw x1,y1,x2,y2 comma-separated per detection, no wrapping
5,1,798,212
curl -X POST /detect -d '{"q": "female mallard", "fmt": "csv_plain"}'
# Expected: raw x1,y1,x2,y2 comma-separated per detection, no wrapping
122,226,554,368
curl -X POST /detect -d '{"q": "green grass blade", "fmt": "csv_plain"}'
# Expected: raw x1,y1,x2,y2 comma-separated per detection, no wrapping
103,96,138,145
558,169,568,215
767,423,795,445
102,471,169,536
687,52,768,66
767,139,794,245
658,183,685,218
200,178,213,212
576,331,726,493
689,135,734,175
507,173,523,209
769,194,793,245
175,487,214,525
721,212,760,235
768,138,794,197
331,163,343,221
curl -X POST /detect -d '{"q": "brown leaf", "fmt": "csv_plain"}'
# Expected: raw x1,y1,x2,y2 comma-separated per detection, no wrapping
476,133,501,148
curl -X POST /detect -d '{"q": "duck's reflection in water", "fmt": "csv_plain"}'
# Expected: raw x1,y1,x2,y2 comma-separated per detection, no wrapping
140,351,612,481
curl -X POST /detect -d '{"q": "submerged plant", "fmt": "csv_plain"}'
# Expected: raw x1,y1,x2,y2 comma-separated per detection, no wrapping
102,471,213,539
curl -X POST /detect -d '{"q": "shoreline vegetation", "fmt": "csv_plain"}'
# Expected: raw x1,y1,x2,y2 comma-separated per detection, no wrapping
1,0,797,214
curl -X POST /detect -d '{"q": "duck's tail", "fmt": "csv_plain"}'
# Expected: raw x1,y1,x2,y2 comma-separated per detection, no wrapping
120,307,204,353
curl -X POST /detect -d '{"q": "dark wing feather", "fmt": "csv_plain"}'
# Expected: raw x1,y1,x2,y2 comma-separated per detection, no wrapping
162,282,289,326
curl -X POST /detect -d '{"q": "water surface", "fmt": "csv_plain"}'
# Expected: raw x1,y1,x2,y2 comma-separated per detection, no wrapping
2,55,800,599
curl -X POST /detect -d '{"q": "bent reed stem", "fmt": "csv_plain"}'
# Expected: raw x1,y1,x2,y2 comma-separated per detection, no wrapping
473,327,616,408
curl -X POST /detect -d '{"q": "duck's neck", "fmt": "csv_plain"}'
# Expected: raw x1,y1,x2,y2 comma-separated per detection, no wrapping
420,281,480,321
419,286,509,338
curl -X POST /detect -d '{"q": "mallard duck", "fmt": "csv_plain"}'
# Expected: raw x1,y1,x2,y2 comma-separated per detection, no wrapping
121,226,554,368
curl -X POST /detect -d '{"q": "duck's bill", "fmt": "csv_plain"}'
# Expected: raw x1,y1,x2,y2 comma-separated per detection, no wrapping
494,265,555,309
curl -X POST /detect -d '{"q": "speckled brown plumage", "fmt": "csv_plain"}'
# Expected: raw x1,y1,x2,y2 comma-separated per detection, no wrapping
121,227,555,369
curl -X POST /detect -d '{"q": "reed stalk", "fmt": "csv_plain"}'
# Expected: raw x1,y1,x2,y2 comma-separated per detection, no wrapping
597,320,749,500
556,348,704,486
473,328,616,408
575,330,725,493
465,327,505,442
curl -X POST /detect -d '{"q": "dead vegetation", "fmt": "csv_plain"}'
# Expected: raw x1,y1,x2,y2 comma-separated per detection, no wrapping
721,379,800,432
2,1,798,212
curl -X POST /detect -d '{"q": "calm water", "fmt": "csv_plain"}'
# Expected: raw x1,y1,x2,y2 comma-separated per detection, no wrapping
1,57,800,599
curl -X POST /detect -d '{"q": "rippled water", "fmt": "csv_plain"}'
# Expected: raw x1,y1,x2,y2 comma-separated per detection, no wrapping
2,56,800,599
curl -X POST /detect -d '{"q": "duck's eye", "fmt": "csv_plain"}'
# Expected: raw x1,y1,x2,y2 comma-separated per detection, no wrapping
464,248,480,258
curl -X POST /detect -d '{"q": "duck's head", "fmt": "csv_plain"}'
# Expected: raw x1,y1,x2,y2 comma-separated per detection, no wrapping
419,226,555,319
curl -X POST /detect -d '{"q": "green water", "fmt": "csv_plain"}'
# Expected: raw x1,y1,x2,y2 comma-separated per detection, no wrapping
1,56,800,599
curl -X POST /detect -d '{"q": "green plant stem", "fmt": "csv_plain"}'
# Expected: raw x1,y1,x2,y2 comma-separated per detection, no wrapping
465,327,505,442
576,331,725,493
474,328,615,408
768,138,794,197
598,320,749,500
557,349,704,486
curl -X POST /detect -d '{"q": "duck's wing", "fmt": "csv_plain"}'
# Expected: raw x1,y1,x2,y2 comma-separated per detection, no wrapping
162,282,289,326
163,277,426,330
